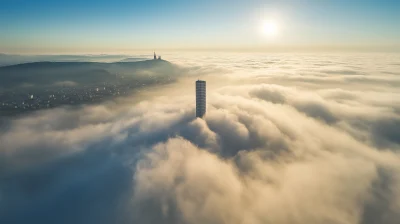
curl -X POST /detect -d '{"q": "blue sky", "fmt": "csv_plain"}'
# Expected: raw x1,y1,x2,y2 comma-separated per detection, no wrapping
1,0,399,53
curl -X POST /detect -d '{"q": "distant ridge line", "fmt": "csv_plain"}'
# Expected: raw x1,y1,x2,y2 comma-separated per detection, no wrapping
0,59,170,69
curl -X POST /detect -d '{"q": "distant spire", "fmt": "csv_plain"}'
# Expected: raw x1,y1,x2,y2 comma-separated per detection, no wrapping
154,51,157,60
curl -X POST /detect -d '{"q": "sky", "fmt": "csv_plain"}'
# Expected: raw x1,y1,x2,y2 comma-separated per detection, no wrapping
1,0,400,53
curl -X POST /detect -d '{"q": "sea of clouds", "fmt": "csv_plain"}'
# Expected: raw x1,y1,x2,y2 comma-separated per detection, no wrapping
1,52,400,224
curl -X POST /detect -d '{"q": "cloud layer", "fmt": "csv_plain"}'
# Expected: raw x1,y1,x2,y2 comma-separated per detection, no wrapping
1,53,400,224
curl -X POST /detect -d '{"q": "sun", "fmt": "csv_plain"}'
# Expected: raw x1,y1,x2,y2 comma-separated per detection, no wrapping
261,20,279,37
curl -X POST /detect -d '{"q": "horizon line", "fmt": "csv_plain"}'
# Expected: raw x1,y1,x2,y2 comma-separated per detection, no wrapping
2,44,400,55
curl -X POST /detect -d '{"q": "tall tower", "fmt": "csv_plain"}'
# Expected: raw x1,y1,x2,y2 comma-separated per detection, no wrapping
196,80,206,118
154,51,157,60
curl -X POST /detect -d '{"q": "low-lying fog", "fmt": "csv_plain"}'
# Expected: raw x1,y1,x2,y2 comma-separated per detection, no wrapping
1,52,400,224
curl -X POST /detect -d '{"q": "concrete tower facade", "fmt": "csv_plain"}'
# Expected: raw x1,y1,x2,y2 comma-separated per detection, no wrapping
196,80,206,118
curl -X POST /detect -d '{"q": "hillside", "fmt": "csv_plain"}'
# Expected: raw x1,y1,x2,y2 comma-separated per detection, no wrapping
0,59,179,89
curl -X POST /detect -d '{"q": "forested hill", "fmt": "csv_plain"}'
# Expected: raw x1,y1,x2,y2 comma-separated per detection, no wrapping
0,59,179,89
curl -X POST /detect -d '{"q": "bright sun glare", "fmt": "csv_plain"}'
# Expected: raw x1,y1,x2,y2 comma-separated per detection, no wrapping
262,20,279,37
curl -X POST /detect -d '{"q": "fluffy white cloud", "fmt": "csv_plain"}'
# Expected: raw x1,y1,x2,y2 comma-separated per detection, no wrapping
1,53,400,224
